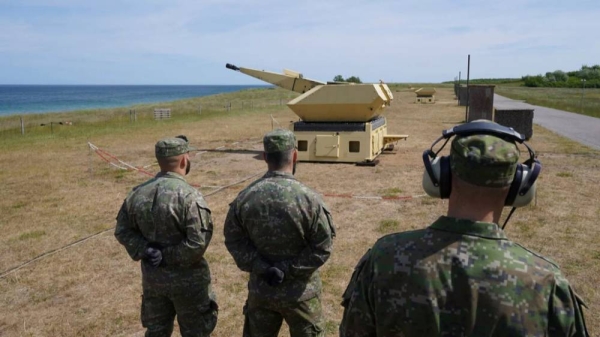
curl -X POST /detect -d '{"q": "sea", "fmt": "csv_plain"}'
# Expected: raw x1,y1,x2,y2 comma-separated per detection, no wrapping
0,85,269,117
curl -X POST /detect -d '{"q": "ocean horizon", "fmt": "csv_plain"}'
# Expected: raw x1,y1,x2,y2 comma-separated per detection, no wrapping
0,84,269,117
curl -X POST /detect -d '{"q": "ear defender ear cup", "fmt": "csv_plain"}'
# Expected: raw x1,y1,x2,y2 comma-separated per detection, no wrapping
439,156,452,199
422,156,452,199
505,164,523,206
506,162,540,207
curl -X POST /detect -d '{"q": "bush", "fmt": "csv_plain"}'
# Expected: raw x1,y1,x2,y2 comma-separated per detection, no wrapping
523,65,600,88
331,75,362,83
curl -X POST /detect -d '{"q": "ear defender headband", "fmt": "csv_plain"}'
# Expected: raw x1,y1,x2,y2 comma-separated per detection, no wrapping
422,121,542,208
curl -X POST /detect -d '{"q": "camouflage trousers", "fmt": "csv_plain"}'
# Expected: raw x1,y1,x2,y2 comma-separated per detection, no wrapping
243,295,324,337
141,289,218,337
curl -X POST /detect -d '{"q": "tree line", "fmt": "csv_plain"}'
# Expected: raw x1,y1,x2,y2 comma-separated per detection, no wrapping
332,75,362,83
523,65,600,88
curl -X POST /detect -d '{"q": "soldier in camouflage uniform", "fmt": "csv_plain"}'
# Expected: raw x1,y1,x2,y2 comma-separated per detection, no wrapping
224,129,335,337
115,136,218,337
340,126,589,336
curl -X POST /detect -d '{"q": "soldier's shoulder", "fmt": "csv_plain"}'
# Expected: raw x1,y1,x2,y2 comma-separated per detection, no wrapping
128,177,158,197
513,242,562,270
371,228,430,254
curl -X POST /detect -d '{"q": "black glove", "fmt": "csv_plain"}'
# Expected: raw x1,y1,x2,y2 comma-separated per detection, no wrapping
144,246,163,267
176,135,189,142
265,266,285,286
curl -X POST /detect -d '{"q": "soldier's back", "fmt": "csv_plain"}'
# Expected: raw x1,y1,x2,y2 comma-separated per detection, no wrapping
353,216,576,336
235,171,322,261
231,171,330,302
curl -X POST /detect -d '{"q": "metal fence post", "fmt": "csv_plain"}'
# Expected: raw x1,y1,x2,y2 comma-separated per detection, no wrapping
20,116,25,135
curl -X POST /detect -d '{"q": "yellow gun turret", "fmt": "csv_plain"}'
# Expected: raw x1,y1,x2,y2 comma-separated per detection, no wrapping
225,63,407,164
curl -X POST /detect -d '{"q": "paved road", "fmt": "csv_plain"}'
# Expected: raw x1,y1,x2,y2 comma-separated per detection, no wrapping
494,94,600,150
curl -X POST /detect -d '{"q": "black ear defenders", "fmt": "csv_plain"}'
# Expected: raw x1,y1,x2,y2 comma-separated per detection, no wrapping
422,121,542,208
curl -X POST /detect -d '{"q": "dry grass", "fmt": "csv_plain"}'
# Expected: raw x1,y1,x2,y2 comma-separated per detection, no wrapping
0,88,599,336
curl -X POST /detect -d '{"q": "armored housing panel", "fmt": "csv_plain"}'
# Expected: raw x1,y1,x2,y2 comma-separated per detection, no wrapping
467,85,495,121
415,96,435,104
291,116,406,163
287,84,391,122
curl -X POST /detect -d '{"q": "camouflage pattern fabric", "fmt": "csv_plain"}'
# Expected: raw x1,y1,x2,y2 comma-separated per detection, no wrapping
340,216,589,337
243,296,324,337
115,171,217,337
224,170,335,334
263,129,296,153
141,291,218,337
155,137,196,158
451,133,520,187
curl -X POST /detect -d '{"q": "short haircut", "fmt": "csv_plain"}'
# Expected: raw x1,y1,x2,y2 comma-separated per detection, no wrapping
265,149,293,170
157,155,181,171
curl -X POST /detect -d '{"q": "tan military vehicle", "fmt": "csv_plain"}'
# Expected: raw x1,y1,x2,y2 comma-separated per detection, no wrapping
226,63,407,164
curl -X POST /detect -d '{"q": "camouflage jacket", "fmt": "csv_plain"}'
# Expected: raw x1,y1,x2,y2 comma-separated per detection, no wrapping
340,216,588,337
114,172,214,293
224,171,335,302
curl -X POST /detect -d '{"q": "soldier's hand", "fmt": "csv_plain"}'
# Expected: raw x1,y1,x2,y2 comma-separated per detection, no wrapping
265,267,285,286
144,247,163,267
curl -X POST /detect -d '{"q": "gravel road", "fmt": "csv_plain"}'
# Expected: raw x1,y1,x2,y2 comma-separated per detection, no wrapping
494,94,600,150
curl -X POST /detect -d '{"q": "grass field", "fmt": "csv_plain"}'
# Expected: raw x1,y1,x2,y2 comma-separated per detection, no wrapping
1,87,599,336
494,85,600,119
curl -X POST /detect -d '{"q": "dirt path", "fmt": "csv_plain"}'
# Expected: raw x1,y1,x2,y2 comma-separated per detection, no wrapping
495,94,600,150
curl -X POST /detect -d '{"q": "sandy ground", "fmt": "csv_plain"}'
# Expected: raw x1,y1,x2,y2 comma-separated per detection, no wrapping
495,94,600,150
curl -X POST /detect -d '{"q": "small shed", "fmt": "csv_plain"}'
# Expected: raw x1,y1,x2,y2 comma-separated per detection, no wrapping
494,100,534,140
467,85,495,122
458,86,468,106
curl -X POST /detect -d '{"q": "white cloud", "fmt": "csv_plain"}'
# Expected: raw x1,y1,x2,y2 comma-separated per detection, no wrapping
0,0,598,84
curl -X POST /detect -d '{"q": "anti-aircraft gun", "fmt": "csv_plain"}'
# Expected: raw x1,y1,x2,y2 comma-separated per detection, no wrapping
226,63,408,164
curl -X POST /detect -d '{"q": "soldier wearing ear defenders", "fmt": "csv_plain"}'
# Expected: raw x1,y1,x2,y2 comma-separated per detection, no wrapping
340,121,588,337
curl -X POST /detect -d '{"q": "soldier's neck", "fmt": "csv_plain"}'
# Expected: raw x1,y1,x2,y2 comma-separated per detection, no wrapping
447,196,504,224
267,164,293,174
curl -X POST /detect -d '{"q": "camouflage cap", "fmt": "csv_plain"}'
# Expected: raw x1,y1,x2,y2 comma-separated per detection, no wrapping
263,129,296,154
450,133,520,187
155,137,196,158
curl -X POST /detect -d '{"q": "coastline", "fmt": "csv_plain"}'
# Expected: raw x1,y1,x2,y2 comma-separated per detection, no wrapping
0,84,271,117
0,85,292,134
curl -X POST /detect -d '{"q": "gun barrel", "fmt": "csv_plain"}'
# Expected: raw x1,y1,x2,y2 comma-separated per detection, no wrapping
225,62,325,94
225,63,240,71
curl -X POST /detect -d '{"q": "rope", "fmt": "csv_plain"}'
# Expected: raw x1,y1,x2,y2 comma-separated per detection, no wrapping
270,114,281,129
88,142,224,189
323,193,428,201
0,229,112,279
0,170,264,279
3,139,424,279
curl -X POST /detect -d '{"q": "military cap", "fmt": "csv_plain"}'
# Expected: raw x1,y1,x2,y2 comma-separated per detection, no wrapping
450,130,520,187
155,137,196,158
263,129,296,154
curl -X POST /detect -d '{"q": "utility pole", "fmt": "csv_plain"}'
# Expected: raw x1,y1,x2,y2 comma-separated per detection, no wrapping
465,55,470,122
580,79,587,113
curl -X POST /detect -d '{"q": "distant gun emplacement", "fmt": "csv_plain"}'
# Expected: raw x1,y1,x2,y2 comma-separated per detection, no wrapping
414,87,436,104
226,63,408,165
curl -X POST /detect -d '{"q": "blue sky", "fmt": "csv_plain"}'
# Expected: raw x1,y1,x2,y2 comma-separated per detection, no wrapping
0,0,598,84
